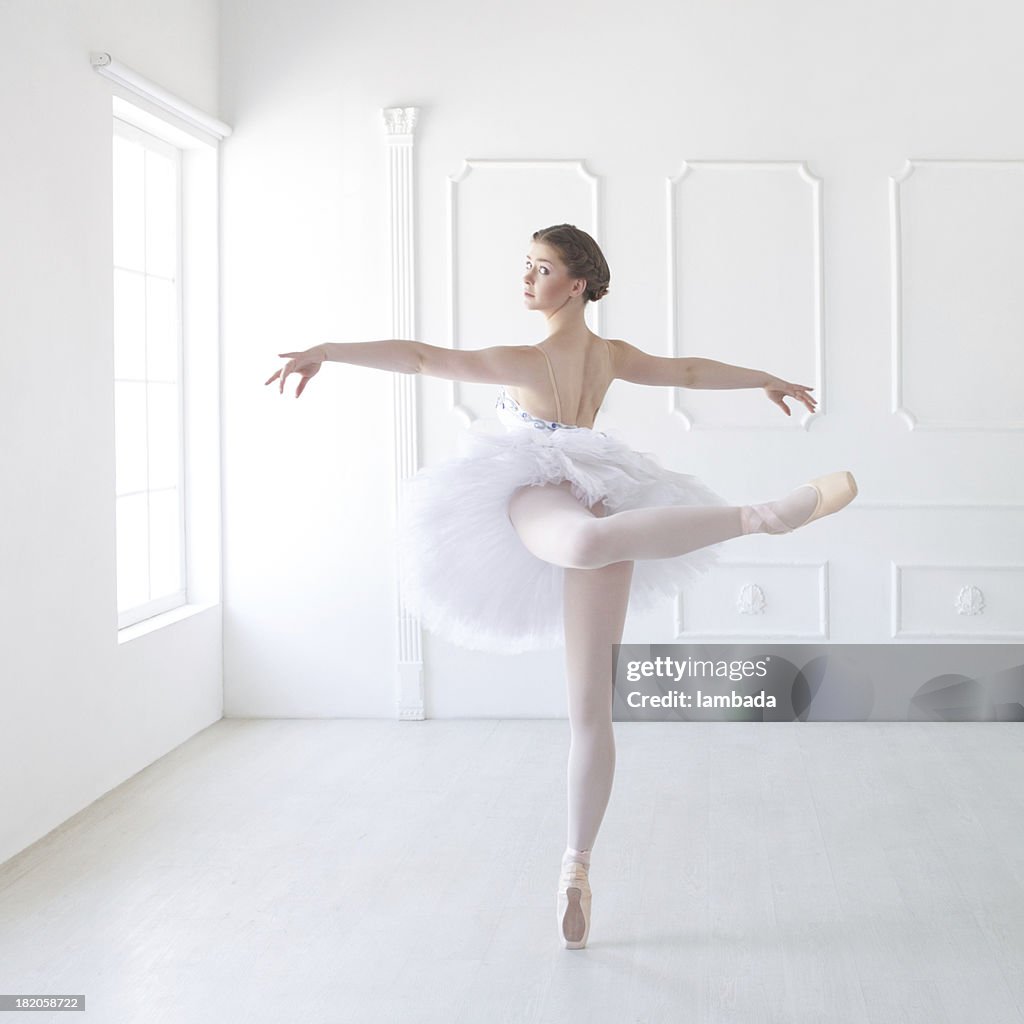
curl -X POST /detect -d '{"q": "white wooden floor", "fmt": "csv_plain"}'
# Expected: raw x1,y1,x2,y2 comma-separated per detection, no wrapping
0,719,1022,1023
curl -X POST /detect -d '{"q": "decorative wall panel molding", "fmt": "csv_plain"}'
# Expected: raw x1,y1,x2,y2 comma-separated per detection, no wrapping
667,161,823,431
890,159,1024,431
447,159,602,424
891,562,1024,638
383,106,425,721
675,560,829,639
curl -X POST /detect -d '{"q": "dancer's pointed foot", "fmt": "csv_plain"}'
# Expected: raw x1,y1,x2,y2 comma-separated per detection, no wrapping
557,861,592,949
741,471,858,535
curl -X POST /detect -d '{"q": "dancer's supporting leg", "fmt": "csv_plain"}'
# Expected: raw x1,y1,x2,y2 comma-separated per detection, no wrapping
506,486,636,869
507,480,818,570
561,515,634,870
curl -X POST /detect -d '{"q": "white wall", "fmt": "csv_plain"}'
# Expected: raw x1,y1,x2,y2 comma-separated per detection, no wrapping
2,0,1021,866
0,1,222,866
220,0,1024,721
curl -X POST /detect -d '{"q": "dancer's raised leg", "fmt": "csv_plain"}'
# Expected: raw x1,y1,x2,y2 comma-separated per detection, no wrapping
507,479,823,570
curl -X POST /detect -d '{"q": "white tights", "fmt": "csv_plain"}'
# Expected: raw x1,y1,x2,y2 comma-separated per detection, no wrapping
507,480,817,869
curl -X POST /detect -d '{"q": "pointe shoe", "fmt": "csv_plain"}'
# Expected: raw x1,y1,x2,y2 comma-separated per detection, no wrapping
557,861,592,949
744,470,858,534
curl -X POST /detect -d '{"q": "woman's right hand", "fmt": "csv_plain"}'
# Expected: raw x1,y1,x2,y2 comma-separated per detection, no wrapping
265,347,326,398
762,375,817,417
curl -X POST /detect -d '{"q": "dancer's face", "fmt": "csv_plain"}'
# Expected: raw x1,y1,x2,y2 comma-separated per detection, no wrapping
523,243,584,311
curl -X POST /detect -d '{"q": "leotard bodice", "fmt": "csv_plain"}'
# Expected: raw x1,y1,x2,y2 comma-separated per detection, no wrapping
493,341,617,433
495,387,581,432
494,344,583,432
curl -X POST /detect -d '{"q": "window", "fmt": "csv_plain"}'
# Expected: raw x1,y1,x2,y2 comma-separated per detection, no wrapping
104,87,224,642
113,119,187,628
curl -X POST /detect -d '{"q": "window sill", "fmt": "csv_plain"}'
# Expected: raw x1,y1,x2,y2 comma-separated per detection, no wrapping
117,601,220,645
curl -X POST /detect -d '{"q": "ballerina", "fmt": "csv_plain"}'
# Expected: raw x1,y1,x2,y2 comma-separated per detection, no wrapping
265,222,857,950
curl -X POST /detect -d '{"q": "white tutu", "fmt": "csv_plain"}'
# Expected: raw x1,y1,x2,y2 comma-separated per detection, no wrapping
396,387,731,653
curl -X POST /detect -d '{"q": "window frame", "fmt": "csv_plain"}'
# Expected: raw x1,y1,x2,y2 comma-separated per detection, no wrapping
112,116,189,630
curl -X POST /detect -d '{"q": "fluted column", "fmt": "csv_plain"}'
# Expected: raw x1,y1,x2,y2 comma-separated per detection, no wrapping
382,106,424,721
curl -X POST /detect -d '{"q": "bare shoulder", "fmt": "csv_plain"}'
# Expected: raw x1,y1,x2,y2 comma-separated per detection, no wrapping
416,341,549,387
605,337,649,380
604,338,689,387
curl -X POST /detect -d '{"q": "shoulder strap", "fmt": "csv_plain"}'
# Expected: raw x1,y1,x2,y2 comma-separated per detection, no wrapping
536,346,562,423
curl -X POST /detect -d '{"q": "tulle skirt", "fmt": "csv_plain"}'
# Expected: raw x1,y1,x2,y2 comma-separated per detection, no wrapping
395,422,731,653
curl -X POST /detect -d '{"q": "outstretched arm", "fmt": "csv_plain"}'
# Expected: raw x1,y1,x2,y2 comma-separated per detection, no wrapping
611,338,771,388
319,340,420,374
611,338,817,415
320,340,542,385
266,340,547,398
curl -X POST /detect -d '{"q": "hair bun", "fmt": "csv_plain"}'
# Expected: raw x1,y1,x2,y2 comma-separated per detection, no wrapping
532,224,611,305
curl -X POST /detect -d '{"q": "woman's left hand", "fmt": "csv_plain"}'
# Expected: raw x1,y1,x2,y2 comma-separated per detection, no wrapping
763,376,817,416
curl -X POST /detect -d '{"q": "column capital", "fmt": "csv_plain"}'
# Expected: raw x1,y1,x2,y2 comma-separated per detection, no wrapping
382,106,419,136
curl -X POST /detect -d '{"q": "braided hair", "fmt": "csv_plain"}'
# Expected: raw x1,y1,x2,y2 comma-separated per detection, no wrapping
531,224,610,304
